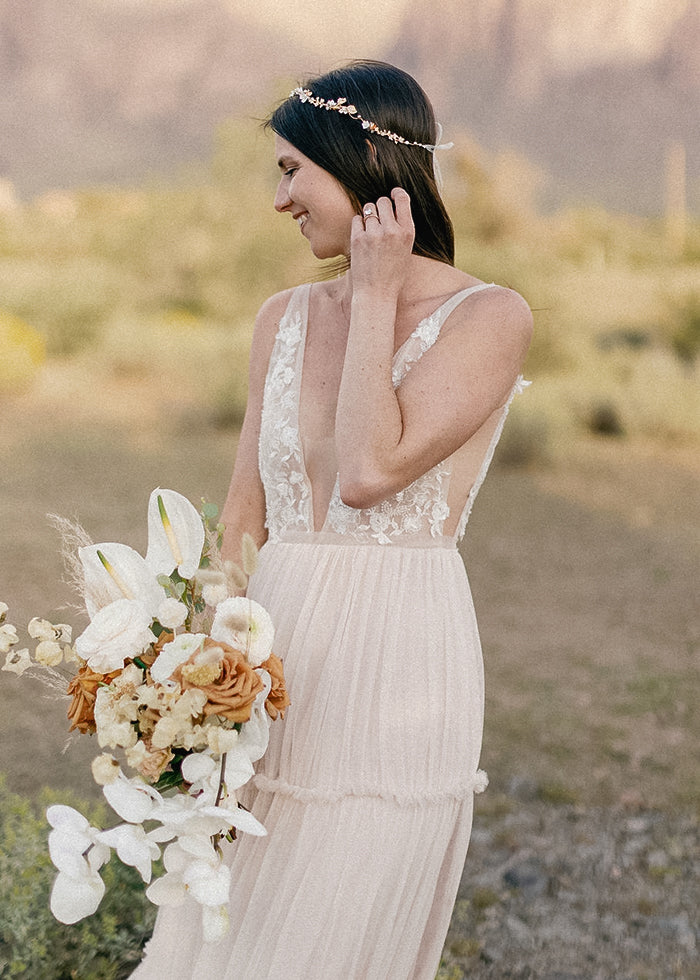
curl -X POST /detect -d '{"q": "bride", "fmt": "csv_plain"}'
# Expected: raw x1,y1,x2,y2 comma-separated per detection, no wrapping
133,59,532,979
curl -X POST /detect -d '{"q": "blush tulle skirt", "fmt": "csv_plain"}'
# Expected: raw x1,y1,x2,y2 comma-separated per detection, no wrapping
131,535,485,980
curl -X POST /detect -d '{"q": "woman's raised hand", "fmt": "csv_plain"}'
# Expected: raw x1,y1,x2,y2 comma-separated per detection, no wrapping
350,187,415,298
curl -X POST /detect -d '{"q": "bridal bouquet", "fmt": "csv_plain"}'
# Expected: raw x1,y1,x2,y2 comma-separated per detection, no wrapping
1,488,288,942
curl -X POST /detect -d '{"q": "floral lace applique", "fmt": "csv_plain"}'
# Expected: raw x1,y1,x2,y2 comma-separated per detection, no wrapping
259,300,312,541
324,322,454,542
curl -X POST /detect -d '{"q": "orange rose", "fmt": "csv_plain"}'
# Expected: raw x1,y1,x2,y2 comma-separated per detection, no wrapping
67,664,117,734
259,653,290,721
175,638,264,724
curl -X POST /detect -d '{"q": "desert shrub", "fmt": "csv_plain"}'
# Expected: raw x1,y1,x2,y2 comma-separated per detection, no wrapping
0,312,45,394
0,777,154,979
669,292,700,364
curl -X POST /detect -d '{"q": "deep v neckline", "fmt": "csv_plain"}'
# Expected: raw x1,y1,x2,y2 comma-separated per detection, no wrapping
295,281,496,533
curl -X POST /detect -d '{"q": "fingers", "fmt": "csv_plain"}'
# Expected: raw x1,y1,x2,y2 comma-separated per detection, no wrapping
391,187,412,226
360,189,412,230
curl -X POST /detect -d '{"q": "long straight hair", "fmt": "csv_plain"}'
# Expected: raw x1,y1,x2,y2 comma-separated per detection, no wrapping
266,61,455,266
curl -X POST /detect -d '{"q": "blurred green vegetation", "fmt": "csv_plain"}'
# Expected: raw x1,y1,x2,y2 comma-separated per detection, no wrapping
0,116,698,457
0,776,154,978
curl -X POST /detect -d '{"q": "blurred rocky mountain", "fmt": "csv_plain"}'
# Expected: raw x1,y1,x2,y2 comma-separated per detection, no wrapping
389,0,699,213
0,0,309,195
1,0,698,213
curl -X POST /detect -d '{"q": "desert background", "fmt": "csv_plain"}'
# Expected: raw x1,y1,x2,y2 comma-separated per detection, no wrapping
0,1,698,977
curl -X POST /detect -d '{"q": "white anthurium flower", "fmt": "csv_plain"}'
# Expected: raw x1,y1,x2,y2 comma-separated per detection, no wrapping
2,647,32,676
237,672,272,763
75,598,155,673
150,632,208,684
210,597,274,667
146,489,205,581
201,903,230,943
102,773,161,824
50,867,106,924
157,596,188,629
0,601,8,620
96,824,161,883
79,543,164,620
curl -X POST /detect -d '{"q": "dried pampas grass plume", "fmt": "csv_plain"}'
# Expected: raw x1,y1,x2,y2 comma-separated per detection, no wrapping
46,514,94,609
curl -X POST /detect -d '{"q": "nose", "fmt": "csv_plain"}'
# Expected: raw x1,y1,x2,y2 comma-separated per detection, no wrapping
274,179,292,213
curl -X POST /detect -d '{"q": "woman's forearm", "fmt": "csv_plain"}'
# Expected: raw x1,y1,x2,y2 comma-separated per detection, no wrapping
334,288,404,508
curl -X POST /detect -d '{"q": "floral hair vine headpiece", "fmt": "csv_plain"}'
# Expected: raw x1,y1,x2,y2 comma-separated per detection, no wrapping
289,87,453,154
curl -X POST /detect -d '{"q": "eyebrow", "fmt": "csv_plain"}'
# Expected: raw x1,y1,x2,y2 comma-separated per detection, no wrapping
277,155,298,170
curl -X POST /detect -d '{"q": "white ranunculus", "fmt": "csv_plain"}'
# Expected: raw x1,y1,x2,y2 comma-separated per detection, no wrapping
210,597,274,667
146,489,205,580
75,598,155,673
150,632,208,684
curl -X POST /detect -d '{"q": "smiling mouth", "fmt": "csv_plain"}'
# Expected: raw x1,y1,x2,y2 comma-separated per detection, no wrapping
294,212,308,228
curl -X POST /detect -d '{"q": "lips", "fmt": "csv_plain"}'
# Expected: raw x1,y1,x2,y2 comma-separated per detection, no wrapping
294,211,308,229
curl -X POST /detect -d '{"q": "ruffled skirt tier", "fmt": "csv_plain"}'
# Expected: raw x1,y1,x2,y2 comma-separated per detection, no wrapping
133,536,485,980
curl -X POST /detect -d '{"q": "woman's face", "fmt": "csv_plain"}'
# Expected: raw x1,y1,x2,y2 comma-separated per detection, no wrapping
274,136,357,259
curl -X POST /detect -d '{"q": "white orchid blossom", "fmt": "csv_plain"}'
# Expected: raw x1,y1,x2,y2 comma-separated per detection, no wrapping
146,489,205,580
96,824,161,883
46,805,111,925
79,543,164,619
75,597,155,673
102,772,161,824
210,597,275,667
145,841,232,943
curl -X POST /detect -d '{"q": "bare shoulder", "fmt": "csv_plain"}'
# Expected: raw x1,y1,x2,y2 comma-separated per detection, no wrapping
446,282,533,354
254,286,298,335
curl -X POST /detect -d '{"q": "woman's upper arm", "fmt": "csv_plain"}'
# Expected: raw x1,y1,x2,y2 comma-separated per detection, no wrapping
220,290,292,559
364,287,533,501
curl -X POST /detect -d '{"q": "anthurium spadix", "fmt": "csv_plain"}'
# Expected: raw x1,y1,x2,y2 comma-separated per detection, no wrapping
79,543,163,619
146,489,205,580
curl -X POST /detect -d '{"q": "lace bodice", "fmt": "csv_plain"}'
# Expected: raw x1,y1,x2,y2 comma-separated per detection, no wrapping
259,282,527,546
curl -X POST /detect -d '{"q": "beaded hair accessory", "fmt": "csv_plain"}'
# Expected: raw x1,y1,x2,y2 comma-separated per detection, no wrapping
289,86,453,154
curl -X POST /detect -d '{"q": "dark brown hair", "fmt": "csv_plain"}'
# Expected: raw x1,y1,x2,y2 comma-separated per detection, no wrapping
266,60,455,266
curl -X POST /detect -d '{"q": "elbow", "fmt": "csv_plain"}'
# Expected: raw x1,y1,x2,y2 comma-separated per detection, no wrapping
337,468,391,510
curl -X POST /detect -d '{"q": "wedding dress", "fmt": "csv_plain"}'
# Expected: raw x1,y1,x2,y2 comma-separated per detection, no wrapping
132,281,526,979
